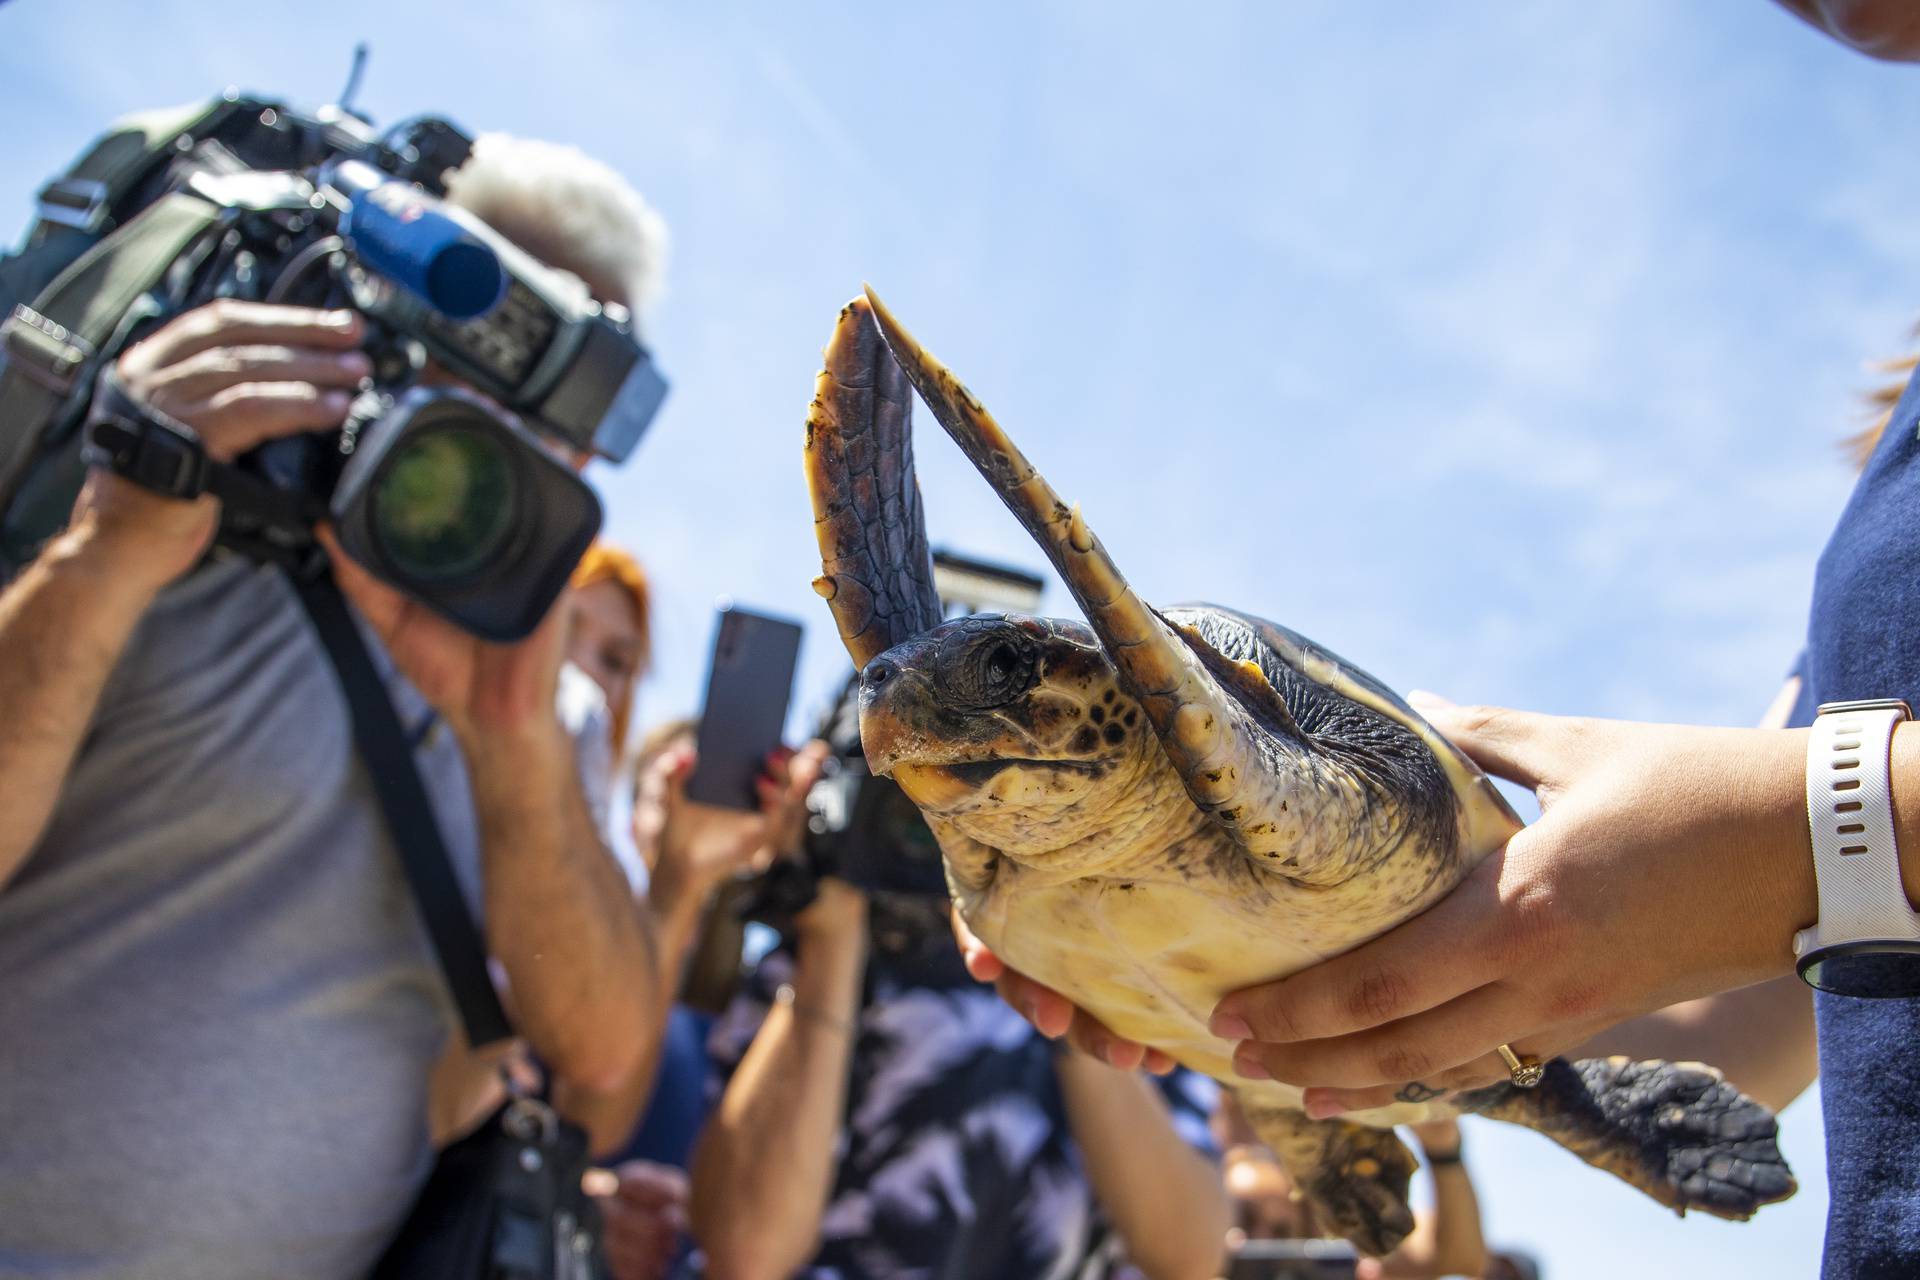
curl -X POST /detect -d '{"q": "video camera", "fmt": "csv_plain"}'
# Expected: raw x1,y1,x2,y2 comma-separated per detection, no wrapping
0,88,668,639
741,551,1047,972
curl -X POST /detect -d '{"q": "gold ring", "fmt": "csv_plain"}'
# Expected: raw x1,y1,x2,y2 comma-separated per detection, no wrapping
1496,1043,1544,1089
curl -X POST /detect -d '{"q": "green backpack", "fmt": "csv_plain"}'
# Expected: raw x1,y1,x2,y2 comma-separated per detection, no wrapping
0,92,305,571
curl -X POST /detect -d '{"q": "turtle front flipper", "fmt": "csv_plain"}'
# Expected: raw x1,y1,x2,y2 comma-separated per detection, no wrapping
805,295,945,669
1457,1056,1796,1219
1239,1098,1418,1256
862,287,1380,883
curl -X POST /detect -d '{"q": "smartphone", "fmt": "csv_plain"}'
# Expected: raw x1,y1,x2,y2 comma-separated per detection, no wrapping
685,603,803,810
1226,1240,1359,1280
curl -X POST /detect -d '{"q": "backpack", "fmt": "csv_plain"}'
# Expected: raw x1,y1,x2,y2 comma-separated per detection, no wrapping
0,92,341,571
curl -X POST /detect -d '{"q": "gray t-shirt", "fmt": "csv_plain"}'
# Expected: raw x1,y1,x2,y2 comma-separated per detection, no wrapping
0,555,494,1278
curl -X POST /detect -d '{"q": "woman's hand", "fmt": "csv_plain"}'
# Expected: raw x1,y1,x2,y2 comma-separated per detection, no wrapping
950,910,1177,1073
636,742,772,898
1209,694,1820,1116
640,738,832,910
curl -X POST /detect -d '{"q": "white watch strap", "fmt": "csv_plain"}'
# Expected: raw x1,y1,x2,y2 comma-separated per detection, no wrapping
1795,703,1920,957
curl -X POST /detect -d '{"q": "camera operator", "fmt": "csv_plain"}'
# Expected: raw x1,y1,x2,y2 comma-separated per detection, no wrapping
685,701,1231,1280
0,132,662,1278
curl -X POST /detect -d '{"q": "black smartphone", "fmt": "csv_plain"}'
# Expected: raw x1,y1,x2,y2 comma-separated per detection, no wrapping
1227,1240,1359,1280
685,603,804,811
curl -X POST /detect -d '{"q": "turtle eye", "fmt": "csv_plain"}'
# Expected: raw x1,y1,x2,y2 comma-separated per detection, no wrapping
943,631,1036,710
985,642,1019,688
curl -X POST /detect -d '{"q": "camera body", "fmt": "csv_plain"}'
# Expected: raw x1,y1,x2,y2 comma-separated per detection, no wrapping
1,95,669,639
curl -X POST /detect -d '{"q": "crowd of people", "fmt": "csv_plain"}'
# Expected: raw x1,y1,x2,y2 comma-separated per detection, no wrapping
3,3,1920,1279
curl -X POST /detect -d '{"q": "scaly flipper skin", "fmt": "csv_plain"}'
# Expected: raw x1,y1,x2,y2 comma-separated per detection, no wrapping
861,286,1373,883
1456,1057,1797,1219
1239,1100,1418,1257
805,296,944,670
804,298,997,891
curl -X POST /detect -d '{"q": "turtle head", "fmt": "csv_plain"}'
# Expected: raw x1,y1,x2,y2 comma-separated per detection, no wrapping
858,613,1185,856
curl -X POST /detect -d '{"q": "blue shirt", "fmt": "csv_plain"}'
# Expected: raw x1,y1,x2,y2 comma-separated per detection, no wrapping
1800,362,1920,1279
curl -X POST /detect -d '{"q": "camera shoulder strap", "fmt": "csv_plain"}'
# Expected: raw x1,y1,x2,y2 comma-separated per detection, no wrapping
0,193,222,511
290,566,514,1050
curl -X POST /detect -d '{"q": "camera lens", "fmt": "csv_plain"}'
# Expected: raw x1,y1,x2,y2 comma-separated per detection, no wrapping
369,423,520,583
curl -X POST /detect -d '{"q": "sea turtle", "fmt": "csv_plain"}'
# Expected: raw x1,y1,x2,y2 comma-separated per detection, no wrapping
801,290,1796,1254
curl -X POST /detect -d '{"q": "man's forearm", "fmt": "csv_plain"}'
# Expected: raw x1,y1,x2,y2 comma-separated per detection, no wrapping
1055,1057,1229,1280
464,725,654,1094
691,930,865,1280
551,876,710,1157
0,526,160,890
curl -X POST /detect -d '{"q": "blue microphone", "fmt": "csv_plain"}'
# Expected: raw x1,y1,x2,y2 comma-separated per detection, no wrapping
330,160,506,321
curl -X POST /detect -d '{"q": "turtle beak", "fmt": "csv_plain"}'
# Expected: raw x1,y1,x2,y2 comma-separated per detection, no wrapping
857,652,986,810
857,654,913,777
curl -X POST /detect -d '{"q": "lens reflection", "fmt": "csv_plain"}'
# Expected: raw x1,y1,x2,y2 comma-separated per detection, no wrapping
371,426,518,582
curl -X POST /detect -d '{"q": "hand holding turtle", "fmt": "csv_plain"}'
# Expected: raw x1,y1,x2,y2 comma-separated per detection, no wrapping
1214,694,1835,1115
802,292,1797,1245
952,912,1177,1074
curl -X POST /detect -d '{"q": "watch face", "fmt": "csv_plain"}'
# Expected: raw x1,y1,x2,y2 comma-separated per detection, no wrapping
1799,941,1920,999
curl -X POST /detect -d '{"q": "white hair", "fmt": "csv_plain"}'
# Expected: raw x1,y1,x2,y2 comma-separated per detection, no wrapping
443,133,668,316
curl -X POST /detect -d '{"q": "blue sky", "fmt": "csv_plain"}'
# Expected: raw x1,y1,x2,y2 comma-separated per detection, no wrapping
7,2,1920,1274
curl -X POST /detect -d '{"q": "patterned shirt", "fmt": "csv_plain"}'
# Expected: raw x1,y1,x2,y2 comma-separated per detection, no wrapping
706,943,1220,1280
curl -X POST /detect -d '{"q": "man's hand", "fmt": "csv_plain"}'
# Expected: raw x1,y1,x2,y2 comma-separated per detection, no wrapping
80,299,368,589
586,1161,687,1280
315,523,566,748
950,911,1176,1074
1209,694,1817,1116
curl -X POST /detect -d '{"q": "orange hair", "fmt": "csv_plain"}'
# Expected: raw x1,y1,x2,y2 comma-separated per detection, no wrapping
570,540,652,753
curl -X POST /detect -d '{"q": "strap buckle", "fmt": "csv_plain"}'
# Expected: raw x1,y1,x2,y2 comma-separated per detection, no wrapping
0,305,96,397
82,372,209,501
35,177,112,233
1816,698,1914,721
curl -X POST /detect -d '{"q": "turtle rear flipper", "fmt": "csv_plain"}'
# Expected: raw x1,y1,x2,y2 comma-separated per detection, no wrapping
1458,1056,1797,1218
1240,1099,1419,1257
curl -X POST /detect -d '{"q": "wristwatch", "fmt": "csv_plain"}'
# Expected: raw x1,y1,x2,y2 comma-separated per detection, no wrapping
1793,698,1920,998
